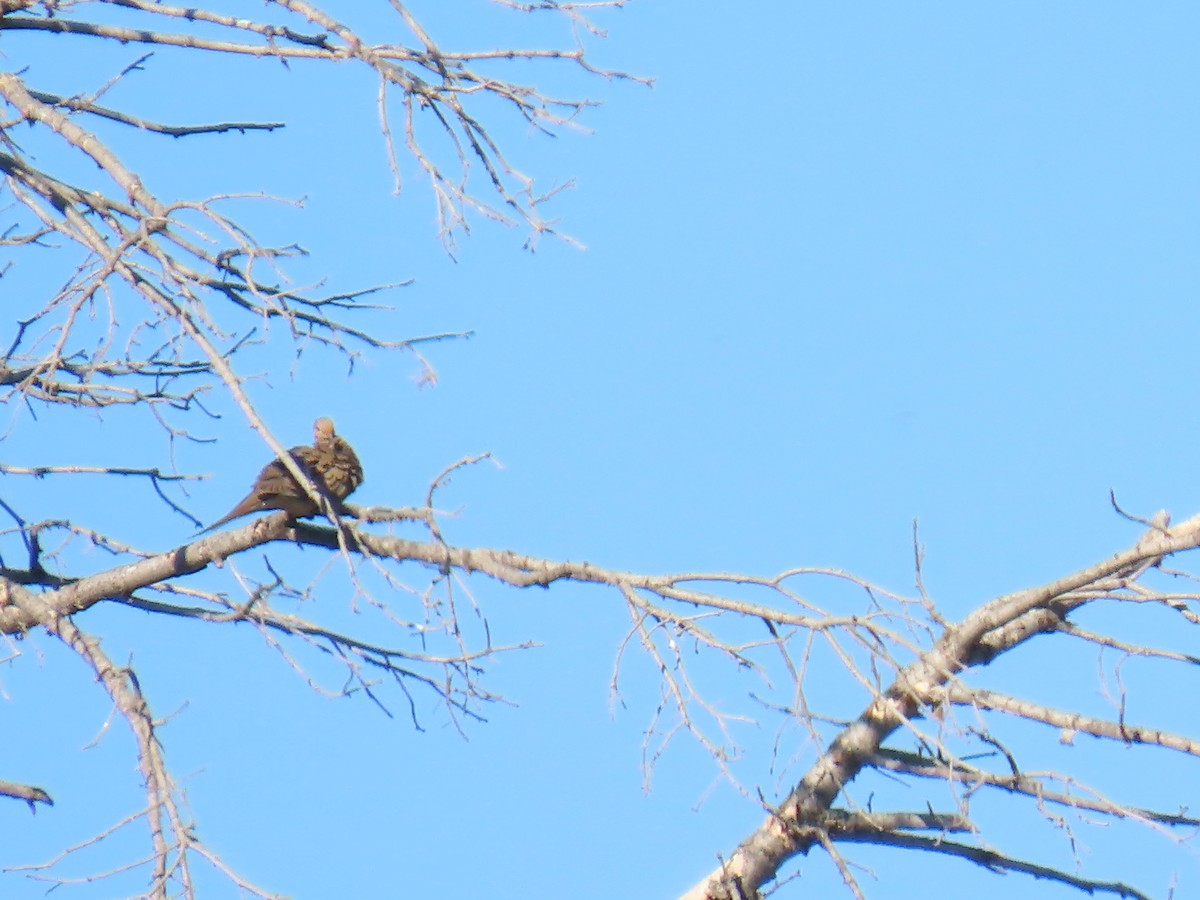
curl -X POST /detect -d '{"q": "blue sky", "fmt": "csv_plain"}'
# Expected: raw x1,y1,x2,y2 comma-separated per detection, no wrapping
4,3,1200,898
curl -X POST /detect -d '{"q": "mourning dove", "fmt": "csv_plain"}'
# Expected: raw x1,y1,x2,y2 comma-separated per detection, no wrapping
199,417,363,533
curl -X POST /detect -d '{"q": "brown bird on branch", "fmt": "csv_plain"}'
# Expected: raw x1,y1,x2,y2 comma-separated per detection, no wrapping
199,417,364,534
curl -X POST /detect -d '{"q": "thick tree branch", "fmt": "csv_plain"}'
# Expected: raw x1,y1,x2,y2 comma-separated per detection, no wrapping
681,513,1200,900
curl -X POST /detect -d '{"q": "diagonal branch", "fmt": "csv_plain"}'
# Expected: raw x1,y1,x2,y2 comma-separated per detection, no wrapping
680,512,1200,900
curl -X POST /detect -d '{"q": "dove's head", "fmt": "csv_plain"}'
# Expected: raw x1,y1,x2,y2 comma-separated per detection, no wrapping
313,417,336,446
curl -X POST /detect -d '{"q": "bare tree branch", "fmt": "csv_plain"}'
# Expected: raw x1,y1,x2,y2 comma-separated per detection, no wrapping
836,830,1152,900
681,512,1200,900
0,1,653,895
0,779,53,810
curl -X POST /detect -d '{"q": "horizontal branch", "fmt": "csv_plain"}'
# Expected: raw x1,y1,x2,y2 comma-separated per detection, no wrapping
873,748,1200,828
836,830,1150,900
817,808,973,836
0,15,343,59
0,509,889,633
0,464,202,481
26,89,285,136
938,684,1200,757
